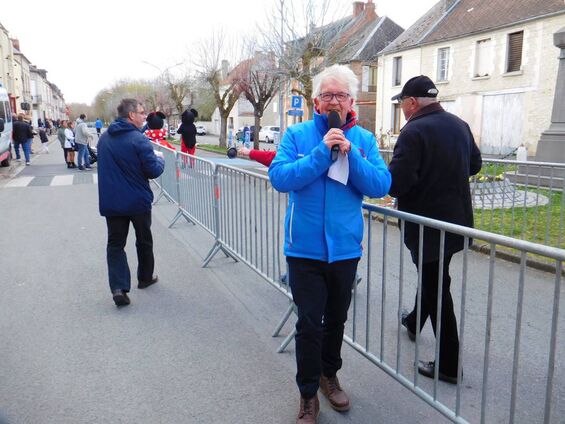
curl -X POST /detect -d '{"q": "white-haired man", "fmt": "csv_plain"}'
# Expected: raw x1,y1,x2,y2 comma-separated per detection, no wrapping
269,65,391,423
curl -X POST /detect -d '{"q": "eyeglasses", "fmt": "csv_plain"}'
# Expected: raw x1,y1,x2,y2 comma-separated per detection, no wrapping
398,97,412,105
318,92,350,102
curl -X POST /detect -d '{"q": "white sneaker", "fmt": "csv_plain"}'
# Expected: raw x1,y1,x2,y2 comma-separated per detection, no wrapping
25,162,31,166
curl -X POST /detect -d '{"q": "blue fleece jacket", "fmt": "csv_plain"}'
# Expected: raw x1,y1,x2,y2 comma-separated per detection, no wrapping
269,113,391,263
97,118,165,217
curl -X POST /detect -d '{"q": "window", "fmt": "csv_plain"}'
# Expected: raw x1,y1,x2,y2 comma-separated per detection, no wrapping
506,31,523,73
474,38,491,77
392,57,402,86
362,66,378,92
437,47,450,82
368,66,377,92
392,103,401,134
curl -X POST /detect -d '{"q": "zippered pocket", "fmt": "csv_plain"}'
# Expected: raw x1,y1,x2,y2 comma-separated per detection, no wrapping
289,201,295,245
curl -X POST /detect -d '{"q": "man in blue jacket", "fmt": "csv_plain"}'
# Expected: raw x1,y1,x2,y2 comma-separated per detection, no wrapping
97,98,165,307
388,75,482,384
269,65,391,424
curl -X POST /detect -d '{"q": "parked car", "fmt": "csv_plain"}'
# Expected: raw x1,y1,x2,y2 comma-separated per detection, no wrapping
259,126,280,143
0,87,13,167
196,125,207,135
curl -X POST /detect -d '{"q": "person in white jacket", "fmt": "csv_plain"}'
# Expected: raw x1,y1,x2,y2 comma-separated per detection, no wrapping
63,120,76,168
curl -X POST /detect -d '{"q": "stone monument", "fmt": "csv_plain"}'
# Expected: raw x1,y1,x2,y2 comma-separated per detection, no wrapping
535,27,565,163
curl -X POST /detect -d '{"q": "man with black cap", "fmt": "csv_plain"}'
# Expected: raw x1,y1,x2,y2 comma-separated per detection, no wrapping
388,75,482,384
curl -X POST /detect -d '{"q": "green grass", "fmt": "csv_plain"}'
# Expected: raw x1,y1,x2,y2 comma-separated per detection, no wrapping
196,144,229,154
473,188,564,248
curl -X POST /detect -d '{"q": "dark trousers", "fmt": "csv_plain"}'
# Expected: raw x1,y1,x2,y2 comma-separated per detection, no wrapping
404,254,459,376
105,212,154,292
287,256,359,399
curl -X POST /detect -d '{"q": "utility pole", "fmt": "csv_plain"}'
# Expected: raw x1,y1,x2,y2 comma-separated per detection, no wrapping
278,0,285,143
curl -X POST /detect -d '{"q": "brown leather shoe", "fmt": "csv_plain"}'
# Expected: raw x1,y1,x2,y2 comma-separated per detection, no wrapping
296,394,319,424
319,375,350,411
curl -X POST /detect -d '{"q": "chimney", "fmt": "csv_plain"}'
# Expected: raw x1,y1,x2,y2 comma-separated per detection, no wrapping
221,60,229,79
365,0,377,18
353,1,364,17
11,38,20,51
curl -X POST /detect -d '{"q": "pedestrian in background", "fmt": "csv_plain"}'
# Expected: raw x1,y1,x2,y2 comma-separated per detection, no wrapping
95,117,103,138
177,108,198,166
388,75,482,384
12,114,33,165
39,127,49,153
75,114,93,170
57,120,68,164
269,64,391,424
97,98,165,307
64,120,77,168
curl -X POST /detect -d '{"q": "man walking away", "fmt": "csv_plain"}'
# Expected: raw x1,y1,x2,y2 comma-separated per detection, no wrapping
388,75,482,384
97,98,165,307
95,117,103,138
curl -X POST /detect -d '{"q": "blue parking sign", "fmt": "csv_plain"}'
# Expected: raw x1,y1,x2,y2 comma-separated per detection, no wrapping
291,95,303,109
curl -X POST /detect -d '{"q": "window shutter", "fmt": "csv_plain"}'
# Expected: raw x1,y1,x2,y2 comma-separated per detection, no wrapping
362,66,369,92
507,31,523,73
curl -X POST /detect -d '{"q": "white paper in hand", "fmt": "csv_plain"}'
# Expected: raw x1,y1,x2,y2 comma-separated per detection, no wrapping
327,153,349,185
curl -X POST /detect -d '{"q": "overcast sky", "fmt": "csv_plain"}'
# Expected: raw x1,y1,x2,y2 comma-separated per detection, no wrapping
2,0,438,104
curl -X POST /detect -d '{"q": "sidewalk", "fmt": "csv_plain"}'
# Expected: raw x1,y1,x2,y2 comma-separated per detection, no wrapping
0,142,448,423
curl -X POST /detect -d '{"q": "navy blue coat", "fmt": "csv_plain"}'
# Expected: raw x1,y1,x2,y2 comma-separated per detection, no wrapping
97,118,165,217
388,103,482,264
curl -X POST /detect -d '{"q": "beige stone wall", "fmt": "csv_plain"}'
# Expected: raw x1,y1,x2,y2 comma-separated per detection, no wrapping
376,14,565,155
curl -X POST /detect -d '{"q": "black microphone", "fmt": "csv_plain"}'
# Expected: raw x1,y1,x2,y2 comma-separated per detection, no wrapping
328,111,341,161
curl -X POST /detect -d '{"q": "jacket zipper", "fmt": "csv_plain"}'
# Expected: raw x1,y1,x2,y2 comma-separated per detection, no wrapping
289,202,295,245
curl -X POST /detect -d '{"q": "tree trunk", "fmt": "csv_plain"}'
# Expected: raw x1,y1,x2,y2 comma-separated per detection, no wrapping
253,113,262,150
219,112,228,148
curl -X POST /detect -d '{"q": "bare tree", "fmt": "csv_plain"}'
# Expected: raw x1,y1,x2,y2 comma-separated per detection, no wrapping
260,0,350,117
195,30,243,148
232,46,280,149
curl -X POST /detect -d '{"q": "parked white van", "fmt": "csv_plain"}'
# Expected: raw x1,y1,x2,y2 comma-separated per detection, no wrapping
0,87,13,166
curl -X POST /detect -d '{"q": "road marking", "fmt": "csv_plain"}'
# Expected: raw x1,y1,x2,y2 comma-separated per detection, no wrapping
5,176,34,187
52,175,74,186
3,174,99,188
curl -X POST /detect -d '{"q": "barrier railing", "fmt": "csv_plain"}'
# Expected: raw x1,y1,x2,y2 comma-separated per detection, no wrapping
353,204,564,424
151,145,564,423
380,150,565,250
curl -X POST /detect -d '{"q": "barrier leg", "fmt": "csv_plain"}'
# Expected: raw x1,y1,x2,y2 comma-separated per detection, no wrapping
202,242,238,268
277,328,296,353
272,302,295,337
168,209,196,228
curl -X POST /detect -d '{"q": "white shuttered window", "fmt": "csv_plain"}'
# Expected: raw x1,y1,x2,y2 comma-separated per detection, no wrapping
475,38,491,77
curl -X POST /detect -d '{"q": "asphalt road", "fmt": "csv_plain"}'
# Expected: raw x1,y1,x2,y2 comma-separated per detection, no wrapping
0,136,562,424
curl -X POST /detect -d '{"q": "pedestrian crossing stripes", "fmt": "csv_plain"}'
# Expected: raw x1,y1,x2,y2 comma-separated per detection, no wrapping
4,173,98,188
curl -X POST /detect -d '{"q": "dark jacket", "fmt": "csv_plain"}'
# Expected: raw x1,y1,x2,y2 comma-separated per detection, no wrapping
388,103,482,264
177,109,197,149
12,120,34,143
97,118,165,217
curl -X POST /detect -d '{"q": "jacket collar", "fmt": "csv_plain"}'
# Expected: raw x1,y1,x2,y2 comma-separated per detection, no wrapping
404,102,444,127
314,110,358,134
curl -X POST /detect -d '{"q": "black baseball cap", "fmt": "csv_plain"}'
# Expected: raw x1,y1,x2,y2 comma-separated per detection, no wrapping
391,75,439,101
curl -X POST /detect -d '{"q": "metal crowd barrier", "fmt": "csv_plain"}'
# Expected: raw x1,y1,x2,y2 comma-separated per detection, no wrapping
380,150,565,250
352,204,564,424
151,144,563,423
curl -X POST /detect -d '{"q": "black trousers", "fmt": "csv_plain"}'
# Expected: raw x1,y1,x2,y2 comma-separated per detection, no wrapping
105,212,154,292
404,254,460,376
287,256,359,399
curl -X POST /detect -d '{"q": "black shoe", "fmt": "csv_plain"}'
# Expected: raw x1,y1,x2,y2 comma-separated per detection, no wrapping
417,360,459,384
138,275,158,289
112,290,130,306
401,310,416,341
